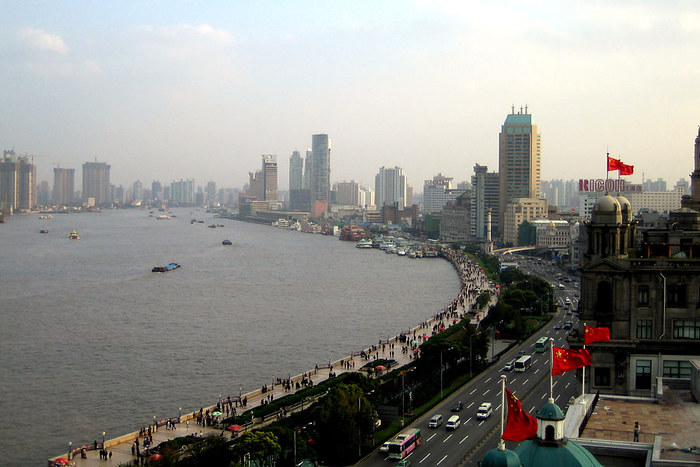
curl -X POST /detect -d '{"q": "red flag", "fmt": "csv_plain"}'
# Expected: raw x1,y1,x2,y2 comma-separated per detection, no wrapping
584,326,610,345
607,156,623,172
552,347,591,375
502,388,538,441
607,156,634,175
619,162,634,175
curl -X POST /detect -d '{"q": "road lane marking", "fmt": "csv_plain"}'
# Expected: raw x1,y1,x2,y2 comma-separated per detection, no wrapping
553,381,558,388
541,392,547,399
511,378,517,384
467,402,475,409
534,368,540,374
459,434,469,444
420,453,431,463
479,420,485,426
485,377,492,383
565,383,570,389
437,455,448,465
443,434,453,443
470,389,477,395
496,404,502,411
523,379,529,385
427,433,437,442
466,417,472,424
529,407,534,413
483,389,490,396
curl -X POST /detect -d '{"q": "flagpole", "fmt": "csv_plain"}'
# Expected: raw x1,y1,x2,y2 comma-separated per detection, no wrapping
582,322,586,399
499,375,506,450
606,151,609,182
549,337,554,403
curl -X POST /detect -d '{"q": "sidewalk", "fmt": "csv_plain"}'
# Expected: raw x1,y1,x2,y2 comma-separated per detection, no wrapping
49,254,496,466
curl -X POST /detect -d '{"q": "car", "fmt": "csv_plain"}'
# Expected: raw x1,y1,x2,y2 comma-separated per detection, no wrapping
476,402,492,420
517,350,526,357
563,321,572,330
397,461,411,467
503,359,516,371
428,414,443,428
554,324,562,330
380,442,391,453
450,401,464,412
446,415,461,430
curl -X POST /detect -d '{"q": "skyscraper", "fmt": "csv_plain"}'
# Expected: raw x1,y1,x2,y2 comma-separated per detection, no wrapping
262,154,278,201
311,134,331,216
303,149,312,190
0,151,36,212
53,167,75,206
423,173,457,213
375,166,407,208
82,161,111,206
206,181,217,204
289,151,303,191
471,164,500,238
498,106,541,235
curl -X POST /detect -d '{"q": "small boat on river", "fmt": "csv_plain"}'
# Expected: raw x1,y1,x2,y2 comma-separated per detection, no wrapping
68,230,80,240
152,263,181,273
222,239,232,245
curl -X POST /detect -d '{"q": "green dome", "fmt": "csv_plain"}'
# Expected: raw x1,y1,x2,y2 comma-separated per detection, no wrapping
536,402,565,421
481,447,522,467
514,439,603,467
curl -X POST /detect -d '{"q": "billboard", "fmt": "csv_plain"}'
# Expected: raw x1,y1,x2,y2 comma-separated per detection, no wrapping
579,179,642,193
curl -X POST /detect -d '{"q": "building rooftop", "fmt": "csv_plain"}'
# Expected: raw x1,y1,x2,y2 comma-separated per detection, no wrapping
581,389,700,463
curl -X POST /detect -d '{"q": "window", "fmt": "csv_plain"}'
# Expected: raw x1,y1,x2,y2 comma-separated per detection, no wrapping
637,285,649,306
635,360,652,390
636,320,652,339
663,360,692,379
668,284,687,307
673,320,700,339
594,367,611,387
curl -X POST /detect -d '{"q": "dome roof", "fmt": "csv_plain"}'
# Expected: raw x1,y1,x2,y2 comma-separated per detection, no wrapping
481,446,523,467
592,193,621,225
536,402,565,421
514,439,604,467
615,195,632,224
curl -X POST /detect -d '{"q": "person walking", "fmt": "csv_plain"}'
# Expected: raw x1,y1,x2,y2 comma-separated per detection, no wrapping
633,421,640,442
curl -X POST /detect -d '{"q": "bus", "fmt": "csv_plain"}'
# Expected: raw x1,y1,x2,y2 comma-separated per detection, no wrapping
514,355,532,372
535,337,550,353
387,428,422,459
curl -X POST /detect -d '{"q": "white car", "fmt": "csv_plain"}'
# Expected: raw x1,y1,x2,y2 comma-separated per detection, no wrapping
476,402,492,420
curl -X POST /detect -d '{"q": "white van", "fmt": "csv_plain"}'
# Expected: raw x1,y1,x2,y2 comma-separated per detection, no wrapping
446,415,460,430
476,402,492,420
428,414,443,428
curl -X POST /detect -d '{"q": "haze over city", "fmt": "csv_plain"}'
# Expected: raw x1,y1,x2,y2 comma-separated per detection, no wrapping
2,1,699,189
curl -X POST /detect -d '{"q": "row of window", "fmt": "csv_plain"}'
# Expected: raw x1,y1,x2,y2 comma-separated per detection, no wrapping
635,319,700,339
637,284,691,307
593,360,693,388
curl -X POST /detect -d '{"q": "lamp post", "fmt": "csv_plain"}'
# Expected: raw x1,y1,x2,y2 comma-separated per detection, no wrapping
68,441,72,461
358,390,375,459
440,346,454,399
102,431,105,448
179,407,182,421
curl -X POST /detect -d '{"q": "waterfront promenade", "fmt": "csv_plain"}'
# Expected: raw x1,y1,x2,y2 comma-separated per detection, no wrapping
48,251,496,466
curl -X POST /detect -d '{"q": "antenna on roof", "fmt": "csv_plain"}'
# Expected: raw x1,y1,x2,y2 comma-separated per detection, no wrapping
525,104,528,114
511,104,515,114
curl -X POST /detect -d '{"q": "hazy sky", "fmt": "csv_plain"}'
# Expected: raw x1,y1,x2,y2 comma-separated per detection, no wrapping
2,1,699,192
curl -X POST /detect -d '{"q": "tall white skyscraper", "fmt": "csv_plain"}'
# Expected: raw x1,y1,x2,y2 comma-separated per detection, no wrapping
375,166,407,208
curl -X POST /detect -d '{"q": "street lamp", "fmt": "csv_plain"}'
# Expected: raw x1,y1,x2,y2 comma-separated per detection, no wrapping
358,390,375,458
102,431,105,448
68,441,72,461
179,407,182,421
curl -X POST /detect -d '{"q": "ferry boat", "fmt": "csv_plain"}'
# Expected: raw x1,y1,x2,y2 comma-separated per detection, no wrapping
152,263,181,273
356,239,372,248
68,230,80,240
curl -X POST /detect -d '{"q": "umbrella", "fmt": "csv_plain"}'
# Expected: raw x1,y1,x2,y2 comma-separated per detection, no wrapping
53,459,70,465
422,334,429,339
227,424,244,432
211,411,222,416
375,365,387,370
149,453,163,460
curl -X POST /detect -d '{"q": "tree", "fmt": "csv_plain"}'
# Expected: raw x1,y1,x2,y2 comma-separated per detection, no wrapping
231,431,280,467
313,384,376,465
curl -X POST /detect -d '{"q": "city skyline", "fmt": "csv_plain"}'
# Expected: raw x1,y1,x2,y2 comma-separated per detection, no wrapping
1,2,699,189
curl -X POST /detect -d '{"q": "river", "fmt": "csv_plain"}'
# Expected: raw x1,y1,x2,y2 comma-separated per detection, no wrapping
0,208,460,465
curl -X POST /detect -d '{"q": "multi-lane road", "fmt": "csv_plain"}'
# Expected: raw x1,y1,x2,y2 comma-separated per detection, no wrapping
359,259,582,467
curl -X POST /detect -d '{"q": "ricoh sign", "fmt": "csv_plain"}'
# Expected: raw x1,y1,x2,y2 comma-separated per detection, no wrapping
579,179,642,193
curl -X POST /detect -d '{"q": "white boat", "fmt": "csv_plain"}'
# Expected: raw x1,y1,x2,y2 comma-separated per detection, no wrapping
156,215,170,220
408,250,417,258
276,218,289,228
68,230,80,240
356,239,372,248
397,248,407,256
386,245,397,254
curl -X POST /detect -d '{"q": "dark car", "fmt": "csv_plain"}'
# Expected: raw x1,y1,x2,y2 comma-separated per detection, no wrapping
450,401,464,412
554,324,562,330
